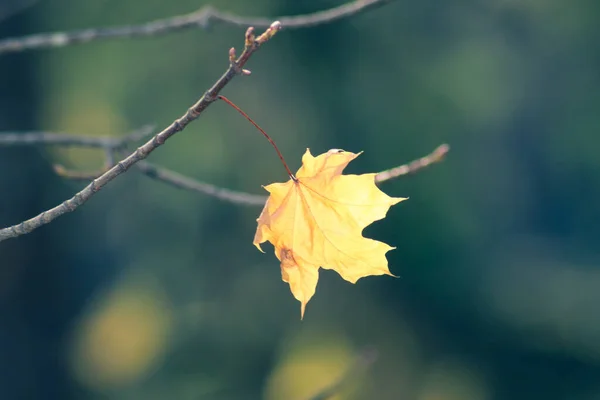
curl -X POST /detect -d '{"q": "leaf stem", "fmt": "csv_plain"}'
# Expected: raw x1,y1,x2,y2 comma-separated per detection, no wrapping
218,95,296,180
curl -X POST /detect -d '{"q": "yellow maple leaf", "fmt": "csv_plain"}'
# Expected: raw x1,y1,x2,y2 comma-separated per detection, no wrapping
254,148,406,318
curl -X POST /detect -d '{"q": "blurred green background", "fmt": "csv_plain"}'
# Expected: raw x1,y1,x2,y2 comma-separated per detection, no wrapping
1,0,600,399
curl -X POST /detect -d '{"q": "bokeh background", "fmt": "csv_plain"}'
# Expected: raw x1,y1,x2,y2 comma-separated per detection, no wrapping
1,0,600,399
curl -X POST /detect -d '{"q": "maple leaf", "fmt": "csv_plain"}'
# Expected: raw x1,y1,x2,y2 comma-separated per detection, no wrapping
254,148,406,318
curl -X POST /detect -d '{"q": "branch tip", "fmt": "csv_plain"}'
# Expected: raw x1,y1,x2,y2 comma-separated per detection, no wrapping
256,20,282,44
433,143,450,160
244,27,255,47
229,47,237,62
53,164,67,175
374,143,450,184
241,69,252,76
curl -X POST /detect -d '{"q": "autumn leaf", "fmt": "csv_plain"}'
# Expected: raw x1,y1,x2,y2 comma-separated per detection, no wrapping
254,148,406,318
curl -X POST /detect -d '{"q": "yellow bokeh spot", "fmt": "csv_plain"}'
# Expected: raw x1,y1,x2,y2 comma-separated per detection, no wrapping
69,278,172,389
264,331,360,400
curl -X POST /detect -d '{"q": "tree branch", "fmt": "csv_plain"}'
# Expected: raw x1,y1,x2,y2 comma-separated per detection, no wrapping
134,160,268,206
375,144,449,183
0,125,154,149
124,145,450,203
122,145,450,205
0,0,394,55
0,122,450,206
0,21,282,242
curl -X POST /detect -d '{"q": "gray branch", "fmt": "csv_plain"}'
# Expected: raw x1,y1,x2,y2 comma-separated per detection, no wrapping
132,144,448,204
0,0,394,55
374,144,449,183
0,125,449,207
0,22,282,242
134,160,267,206
0,125,154,149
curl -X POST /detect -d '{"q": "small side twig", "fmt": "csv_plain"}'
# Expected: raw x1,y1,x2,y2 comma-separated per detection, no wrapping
134,160,267,205
308,347,378,400
0,0,394,55
0,21,282,242
52,165,110,181
52,146,116,181
375,144,449,183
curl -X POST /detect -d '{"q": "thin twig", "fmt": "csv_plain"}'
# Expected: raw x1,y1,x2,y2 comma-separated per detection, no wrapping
0,0,394,55
52,165,109,181
134,160,267,206
0,21,282,242
308,347,378,400
0,131,125,147
1,123,449,205
131,145,449,205
0,127,152,181
116,124,157,145
123,145,449,205
375,144,449,183
0,125,154,149
104,147,115,167
52,146,116,181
